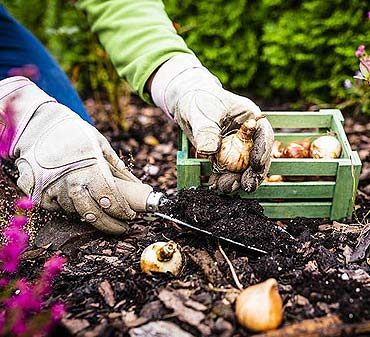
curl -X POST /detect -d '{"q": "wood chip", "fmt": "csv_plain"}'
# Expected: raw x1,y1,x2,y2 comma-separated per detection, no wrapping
62,318,90,334
158,288,211,335
129,321,194,337
98,280,115,307
122,310,148,328
184,299,208,311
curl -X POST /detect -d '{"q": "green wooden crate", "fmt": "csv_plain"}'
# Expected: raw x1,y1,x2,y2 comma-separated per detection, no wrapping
176,109,362,220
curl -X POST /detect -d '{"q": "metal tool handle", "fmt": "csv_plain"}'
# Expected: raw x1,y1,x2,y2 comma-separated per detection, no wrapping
114,179,165,212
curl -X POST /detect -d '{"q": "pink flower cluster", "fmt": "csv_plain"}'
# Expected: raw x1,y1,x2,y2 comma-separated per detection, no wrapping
355,44,366,58
0,194,66,335
354,45,370,84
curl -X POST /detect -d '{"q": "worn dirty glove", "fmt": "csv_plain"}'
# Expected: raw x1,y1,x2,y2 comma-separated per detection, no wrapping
151,55,274,193
0,76,153,234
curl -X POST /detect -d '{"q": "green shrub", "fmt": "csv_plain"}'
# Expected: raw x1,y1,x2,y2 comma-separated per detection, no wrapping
3,0,370,113
260,0,369,104
165,0,369,111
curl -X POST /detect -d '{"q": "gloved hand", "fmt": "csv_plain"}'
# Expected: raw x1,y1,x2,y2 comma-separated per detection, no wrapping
151,55,274,193
0,76,153,234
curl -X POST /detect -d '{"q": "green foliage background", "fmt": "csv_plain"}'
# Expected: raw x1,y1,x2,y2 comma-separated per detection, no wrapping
3,0,370,112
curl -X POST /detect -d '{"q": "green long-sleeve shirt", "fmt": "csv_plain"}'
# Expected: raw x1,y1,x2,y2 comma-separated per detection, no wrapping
77,0,193,103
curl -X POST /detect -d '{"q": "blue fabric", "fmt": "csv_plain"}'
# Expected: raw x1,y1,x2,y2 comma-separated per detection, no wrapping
0,5,92,124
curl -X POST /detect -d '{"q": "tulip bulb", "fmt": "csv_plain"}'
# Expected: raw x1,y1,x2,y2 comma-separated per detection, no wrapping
215,119,257,173
265,175,284,183
140,241,182,276
310,135,341,159
271,141,284,158
283,141,310,158
235,278,283,332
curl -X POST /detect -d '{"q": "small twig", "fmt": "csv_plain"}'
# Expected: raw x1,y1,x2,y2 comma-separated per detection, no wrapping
207,283,240,293
218,243,243,290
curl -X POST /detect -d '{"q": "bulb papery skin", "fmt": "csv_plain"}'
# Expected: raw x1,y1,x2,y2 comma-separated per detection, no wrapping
140,241,182,276
265,175,284,183
283,141,310,158
235,278,283,332
215,119,256,173
272,141,283,158
310,136,341,159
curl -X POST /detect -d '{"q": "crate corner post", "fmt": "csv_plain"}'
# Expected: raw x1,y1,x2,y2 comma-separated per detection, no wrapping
330,161,356,221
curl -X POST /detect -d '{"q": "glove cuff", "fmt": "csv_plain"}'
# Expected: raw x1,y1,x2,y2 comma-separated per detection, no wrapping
151,54,221,117
0,76,56,158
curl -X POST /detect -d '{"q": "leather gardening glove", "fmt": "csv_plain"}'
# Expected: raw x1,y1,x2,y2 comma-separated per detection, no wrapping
151,55,274,193
0,76,153,234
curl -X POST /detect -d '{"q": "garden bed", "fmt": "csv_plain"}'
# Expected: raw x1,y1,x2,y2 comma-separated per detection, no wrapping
1,97,370,337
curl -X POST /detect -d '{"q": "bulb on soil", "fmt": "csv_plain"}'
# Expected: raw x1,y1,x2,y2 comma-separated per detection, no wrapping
215,119,257,173
140,241,182,276
235,278,283,332
310,135,341,159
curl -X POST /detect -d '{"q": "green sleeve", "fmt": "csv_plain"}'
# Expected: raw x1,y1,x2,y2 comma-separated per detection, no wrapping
77,0,193,103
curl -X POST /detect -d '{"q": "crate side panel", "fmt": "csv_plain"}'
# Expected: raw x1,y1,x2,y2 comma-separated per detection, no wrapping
177,164,201,190
261,202,332,219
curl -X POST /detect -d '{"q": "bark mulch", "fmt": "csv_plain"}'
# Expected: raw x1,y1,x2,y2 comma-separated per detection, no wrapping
1,97,370,337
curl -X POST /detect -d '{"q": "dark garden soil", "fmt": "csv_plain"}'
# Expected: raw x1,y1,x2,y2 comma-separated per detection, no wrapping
1,96,370,337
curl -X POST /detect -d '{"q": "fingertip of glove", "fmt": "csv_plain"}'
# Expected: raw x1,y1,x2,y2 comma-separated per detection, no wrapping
195,131,220,154
241,169,262,193
216,173,241,194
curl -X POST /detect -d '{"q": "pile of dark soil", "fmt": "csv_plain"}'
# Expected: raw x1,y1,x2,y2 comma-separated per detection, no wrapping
163,188,370,325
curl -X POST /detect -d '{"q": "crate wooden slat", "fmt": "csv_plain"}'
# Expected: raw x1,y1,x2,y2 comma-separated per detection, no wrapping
238,181,336,199
176,109,362,220
260,202,333,219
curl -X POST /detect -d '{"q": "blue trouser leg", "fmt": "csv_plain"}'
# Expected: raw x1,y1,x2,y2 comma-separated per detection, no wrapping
0,5,92,124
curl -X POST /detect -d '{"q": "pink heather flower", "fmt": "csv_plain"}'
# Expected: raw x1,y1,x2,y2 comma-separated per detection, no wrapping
51,303,66,322
7,279,41,312
43,256,65,280
9,215,28,229
355,44,366,58
0,100,16,159
0,244,25,273
15,196,34,211
37,255,66,296
4,222,29,243
0,224,29,273
7,64,40,81
11,317,27,335
0,278,9,288
368,11,370,19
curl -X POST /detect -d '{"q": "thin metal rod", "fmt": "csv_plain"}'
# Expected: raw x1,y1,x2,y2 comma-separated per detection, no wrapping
154,212,267,255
